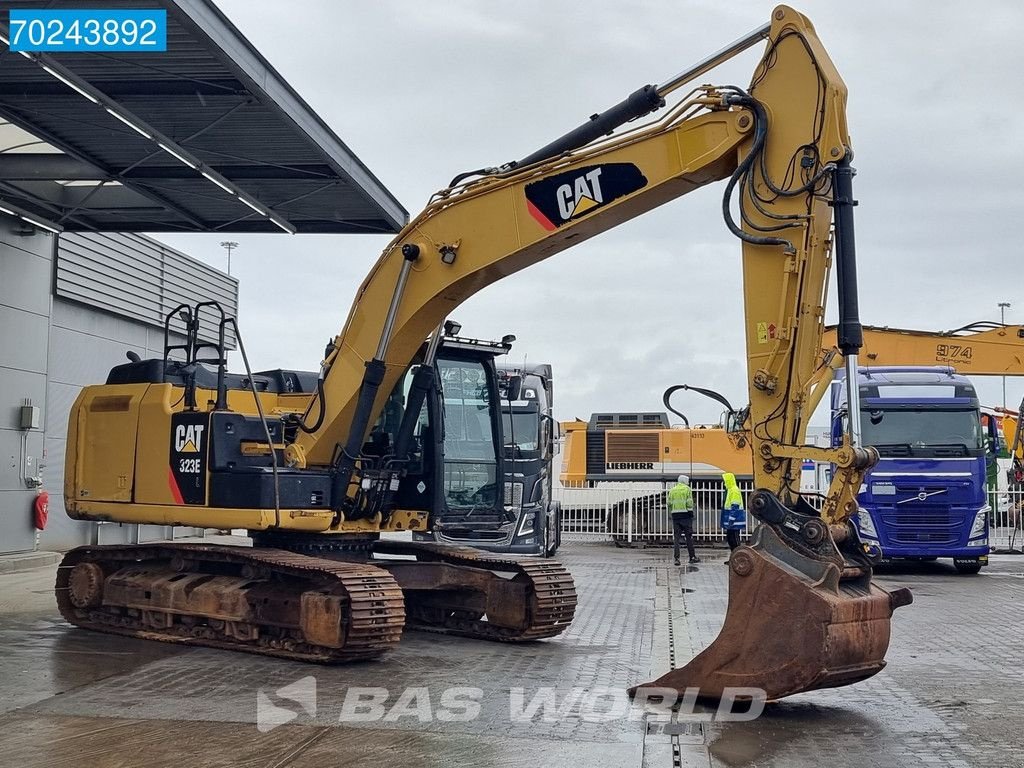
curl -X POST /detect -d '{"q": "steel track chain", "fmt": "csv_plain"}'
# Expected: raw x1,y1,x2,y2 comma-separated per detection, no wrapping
55,543,404,662
372,540,577,641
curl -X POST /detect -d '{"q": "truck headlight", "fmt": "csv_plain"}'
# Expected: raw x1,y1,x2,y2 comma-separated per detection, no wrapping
969,505,991,540
857,507,878,539
517,509,536,537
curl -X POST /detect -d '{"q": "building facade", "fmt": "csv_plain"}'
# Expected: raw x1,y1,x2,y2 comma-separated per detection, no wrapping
0,216,236,553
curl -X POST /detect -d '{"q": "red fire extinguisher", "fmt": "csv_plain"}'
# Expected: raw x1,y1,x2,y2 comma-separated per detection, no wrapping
34,491,49,530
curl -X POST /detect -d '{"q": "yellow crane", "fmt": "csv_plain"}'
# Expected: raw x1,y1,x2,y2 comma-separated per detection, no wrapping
59,6,910,701
814,322,1024,461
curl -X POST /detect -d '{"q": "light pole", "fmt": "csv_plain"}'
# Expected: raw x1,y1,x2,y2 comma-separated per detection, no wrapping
218,241,237,278
999,301,1011,408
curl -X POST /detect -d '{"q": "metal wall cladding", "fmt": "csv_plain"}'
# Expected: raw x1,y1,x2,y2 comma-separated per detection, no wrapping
0,223,52,553
56,231,238,348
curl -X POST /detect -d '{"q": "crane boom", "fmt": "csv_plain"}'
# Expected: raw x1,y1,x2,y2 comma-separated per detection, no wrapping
807,323,1024,448
819,321,1024,473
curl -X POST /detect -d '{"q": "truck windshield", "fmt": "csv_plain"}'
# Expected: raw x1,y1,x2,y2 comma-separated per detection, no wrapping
438,359,498,509
502,409,540,452
861,407,984,456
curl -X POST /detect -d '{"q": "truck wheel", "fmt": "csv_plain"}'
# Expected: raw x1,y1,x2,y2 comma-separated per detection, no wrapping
954,558,982,575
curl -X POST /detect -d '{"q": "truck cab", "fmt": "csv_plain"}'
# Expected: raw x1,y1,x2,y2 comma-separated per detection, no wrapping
496,362,560,555
832,367,992,574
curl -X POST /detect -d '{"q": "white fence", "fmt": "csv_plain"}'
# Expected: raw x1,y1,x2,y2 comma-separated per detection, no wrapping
556,480,756,547
993,486,1024,553
556,480,1024,553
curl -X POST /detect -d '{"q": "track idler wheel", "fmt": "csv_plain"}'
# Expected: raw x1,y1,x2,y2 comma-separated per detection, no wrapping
68,562,105,608
631,493,913,703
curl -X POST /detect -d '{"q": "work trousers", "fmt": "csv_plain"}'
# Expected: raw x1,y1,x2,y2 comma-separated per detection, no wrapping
726,529,741,551
671,514,695,561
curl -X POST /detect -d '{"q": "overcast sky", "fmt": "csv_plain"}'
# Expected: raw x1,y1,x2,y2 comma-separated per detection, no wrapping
154,0,1024,428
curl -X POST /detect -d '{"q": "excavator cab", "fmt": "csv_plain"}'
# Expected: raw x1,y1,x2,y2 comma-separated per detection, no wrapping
380,332,514,534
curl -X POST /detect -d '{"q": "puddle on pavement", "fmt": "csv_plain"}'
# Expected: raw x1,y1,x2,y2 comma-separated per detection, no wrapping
705,700,882,767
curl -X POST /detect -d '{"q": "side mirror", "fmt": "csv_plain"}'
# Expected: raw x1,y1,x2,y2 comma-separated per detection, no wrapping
985,415,1000,456
506,374,523,401
540,413,556,446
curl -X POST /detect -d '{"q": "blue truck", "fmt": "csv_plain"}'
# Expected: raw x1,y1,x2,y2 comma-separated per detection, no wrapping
831,367,994,574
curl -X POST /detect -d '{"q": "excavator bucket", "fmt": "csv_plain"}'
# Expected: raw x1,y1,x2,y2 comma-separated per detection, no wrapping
632,511,913,703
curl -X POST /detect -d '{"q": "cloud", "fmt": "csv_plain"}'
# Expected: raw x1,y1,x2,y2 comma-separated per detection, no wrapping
156,0,1024,430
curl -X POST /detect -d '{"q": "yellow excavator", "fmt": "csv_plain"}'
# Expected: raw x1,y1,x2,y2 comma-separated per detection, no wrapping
59,6,912,701
559,388,755,487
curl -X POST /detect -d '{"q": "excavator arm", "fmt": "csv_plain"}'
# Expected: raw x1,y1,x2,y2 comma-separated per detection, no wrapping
286,105,749,471
280,5,912,701
289,7,865,520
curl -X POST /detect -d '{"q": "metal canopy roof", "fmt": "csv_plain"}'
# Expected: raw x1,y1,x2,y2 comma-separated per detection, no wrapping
0,0,407,234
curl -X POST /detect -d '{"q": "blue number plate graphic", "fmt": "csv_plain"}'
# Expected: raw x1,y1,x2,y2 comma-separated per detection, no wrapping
8,9,167,52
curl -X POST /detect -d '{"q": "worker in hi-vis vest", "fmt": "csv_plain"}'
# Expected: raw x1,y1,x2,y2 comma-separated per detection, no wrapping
668,474,700,565
720,471,747,562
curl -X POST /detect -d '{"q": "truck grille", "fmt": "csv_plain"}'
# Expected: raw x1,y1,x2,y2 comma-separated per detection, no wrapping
882,510,964,527
440,529,509,541
879,505,965,546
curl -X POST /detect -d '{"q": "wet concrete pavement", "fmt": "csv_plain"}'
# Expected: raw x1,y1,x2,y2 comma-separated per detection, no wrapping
1,543,1022,767
679,556,1024,767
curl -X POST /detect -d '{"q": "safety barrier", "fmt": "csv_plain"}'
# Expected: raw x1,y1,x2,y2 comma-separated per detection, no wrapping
557,481,1024,553
993,485,1024,553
